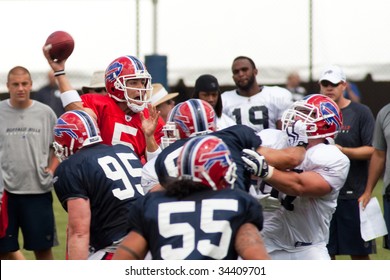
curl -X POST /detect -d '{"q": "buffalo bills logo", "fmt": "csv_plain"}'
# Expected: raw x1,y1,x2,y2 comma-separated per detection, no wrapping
54,118,78,139
323,70,333,75
106,61,123,83
198,142,230,170
174,112,192,136
319,101,342,129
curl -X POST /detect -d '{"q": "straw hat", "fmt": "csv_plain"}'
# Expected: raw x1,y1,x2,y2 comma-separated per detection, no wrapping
81,70,106,93
151,83,179,106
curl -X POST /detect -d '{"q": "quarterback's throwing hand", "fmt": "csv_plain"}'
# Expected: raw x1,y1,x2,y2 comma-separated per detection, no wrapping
241,149,272,179
286,120,308,148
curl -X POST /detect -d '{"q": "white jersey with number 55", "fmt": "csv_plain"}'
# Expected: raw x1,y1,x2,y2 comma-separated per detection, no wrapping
221,86,292,132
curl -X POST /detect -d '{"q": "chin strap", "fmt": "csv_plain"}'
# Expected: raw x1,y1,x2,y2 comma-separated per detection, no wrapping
127,102,146,113
325,137,335,145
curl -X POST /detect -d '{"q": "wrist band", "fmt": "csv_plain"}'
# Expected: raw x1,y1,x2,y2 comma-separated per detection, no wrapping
54,70,65,77
146,147,162,161
263,165,274,181
60,90,82,107
297,141,308,148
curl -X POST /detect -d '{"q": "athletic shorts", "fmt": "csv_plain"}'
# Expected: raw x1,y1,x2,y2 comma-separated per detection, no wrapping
0,191,58,253
327,199,375,256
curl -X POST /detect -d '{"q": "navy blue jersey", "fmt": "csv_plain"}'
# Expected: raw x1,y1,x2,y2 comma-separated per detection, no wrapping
130,188,263,259
53,144,144,251
155,125,262,191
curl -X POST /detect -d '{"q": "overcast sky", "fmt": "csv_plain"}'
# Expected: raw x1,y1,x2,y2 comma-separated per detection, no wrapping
1,0,390,91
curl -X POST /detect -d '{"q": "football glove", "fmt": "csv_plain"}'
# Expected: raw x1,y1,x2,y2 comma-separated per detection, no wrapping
249,185,281,211
241,149,273,179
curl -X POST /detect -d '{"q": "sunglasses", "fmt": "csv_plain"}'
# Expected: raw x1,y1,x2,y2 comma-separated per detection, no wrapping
320,81,341,87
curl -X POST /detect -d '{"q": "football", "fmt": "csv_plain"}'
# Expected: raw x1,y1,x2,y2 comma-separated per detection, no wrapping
44,31,74,61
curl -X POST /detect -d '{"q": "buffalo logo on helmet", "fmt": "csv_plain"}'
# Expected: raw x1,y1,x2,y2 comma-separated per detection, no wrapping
105,61,123,84
319,101,342,131
54,119,79,139
173,113,192,137
199,142,231,171
179,136,234,190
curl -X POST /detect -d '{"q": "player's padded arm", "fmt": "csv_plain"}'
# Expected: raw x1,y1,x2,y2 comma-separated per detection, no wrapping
113,231,148,260
235,223,270,260
258,119,307,169
265,169,332,197
67,198,91,260
257,145,305,170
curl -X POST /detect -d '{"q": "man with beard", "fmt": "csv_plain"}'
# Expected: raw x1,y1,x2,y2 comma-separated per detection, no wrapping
221,56,292,132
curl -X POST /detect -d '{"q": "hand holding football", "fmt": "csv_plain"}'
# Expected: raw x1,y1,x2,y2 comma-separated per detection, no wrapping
44,31,74,61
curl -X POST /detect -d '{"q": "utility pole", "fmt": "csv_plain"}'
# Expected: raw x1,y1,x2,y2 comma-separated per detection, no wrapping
309,0,314,92
152,0,158,54
136,0,140,57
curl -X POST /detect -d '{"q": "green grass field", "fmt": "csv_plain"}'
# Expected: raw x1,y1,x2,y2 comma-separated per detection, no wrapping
19,181,390,260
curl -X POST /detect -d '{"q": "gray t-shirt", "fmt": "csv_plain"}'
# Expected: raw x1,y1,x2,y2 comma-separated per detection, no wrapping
0,100,57,194
372,103,390,195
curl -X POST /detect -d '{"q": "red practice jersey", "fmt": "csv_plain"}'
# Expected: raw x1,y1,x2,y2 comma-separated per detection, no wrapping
81,93,164,161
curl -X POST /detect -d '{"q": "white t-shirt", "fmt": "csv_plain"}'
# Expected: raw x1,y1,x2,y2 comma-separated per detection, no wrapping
221,86,292,132
216,113,236,130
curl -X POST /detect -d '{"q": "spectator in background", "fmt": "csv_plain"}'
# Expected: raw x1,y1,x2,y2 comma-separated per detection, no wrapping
33,70,64,117
319,65,376,260
285,71,307,101
150,83,178,123
221,56,292,132
0,66,59,260
193,74,236,130
360,102,390,252
81,70,107,95
344,81,361,103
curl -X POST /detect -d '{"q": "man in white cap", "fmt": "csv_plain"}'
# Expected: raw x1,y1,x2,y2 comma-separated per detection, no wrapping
319,65,346,87
151,83,178,122
319,64,376,260
81,71,107,95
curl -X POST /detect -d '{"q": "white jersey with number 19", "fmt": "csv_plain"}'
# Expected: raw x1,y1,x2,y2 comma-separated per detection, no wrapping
221,86,292,132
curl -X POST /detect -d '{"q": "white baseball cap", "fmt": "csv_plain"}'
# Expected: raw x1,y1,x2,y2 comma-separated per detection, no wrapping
319,65,346,84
